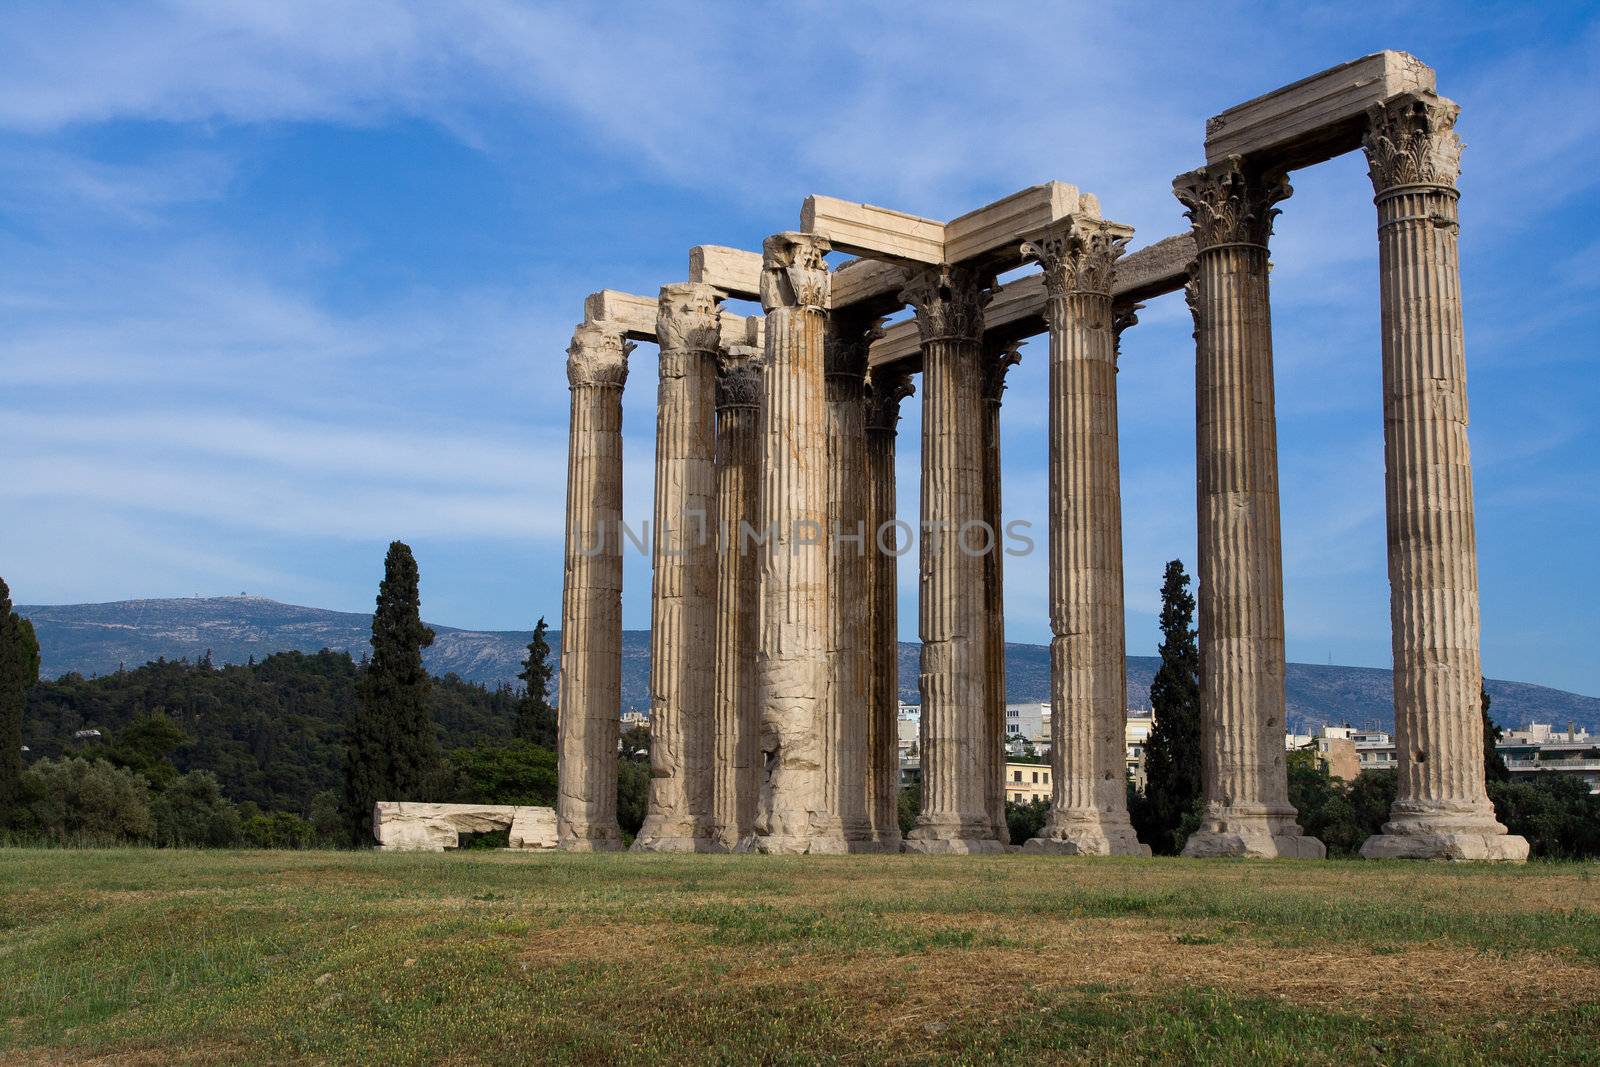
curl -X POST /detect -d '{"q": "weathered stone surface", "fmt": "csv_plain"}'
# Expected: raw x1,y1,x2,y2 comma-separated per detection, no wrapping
1357,93,1526,863
902,265,1004,856
866,235,1193,369
802,196,944,264
864,368,912,851
824,318,878,851
944,182,1091,269
374,803,557,851
1205,50,1435,170
752,232,836,854
690,245,764,301
1175,158,1323,861
557,322,629,851
980,344,1020,846
583,288,759,348
1019,216,1147,858
635,282,721,853
710,347,763,851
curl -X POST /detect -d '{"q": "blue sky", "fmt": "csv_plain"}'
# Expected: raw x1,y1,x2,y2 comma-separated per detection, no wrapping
0,2,1595,696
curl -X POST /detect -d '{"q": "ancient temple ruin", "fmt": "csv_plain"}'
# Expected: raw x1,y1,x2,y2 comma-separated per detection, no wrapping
555,53,1529,862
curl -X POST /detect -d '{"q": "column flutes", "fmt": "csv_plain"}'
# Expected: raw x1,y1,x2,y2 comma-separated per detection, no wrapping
902,265,1005,854
634,282,720,852
753,233,835,854
824,319,879,850
556,322,630,851
1174,157,1323,859
1357,93,1527,862
711,345,763,851
1021,215,1148,856
980,343,1021,846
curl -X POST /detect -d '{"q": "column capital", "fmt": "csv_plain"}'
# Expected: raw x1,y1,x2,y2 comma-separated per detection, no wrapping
760,232,831,313
864,367,914,432
1020,215,1133,301
900,264,990,345
657,282,722,354
1112,303,1144,361
1363,92,1463,195
1173,156,1292,253
825,317,883,383
982,343,1023,404
567,322,632,389
716,347,764,411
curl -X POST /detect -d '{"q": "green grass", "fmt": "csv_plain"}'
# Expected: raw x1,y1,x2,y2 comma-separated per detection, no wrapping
1,849,1597,1064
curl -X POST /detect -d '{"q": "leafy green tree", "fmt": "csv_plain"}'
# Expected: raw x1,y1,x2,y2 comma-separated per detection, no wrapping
617,759,650,840
105,711,189,788
1137,560,1203,854
897,782,921,837
151,770,241,847
309,789,344,847
0,577,42,809
516,618,557,747
437,739,557,806
343,541,438,844
1005,797,1050,843
1490,775,1600,859
16,757,153,844
1482,683,1509,784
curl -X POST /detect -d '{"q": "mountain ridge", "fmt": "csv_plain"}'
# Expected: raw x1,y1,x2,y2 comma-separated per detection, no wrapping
18,596,1598,735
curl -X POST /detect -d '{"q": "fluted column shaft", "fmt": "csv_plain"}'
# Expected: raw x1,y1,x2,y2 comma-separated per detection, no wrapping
556,323,630,851
865,369,912,850
903,266,1004,854
1175,158,1322,859
824,321,876,849
711,348,763,850
1021,217,1147,856
635,283,720,852
753,233,834,854
1358,93,1526,861
981,345,1021,846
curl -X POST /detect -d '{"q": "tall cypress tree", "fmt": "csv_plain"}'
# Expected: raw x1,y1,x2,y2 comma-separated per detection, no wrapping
0,578,41,809
1140,560,1203,854
343,542,437,843
516,617,557,747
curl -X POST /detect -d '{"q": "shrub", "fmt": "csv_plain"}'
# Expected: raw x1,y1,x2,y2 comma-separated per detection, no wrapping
17,757,153,844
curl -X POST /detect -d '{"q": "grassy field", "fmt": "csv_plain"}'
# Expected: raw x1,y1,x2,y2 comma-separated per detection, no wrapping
2,850,1598,1065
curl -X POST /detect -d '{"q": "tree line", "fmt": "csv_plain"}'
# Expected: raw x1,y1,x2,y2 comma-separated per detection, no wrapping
3,551,1596,856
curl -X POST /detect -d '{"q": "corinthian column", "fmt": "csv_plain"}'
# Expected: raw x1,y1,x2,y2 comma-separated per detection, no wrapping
981,343,1021,846
1358,94,1527,862
557,322,630,851
824,318,879,850
634,282,720,852
710,345,763,851
1174,158,1323,859
864,366,912,851
902,265,1004,854
753,232,834,854
1020,215,1148,856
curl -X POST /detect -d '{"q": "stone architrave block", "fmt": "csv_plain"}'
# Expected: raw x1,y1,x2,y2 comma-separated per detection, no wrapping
372,802,558,852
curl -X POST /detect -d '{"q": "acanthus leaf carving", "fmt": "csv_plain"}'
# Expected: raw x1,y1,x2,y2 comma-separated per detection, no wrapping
982,343,1023,403
1363,92,1463,192
864,367,914,432
1019,215,1132,304
716,346,764,410
759,232,831,313
1172,156,1292,252
657,282,722,355
899,264,990,345
566,322,632,389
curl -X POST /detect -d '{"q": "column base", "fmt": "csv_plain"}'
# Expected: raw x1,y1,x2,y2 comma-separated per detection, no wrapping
872,830,904,853
1025,814,1150,857
742,834,848,855
904,816,1006,855
631,836,718,854
1360,805,1529,863
1181,808,1324,859
557,823,624,852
